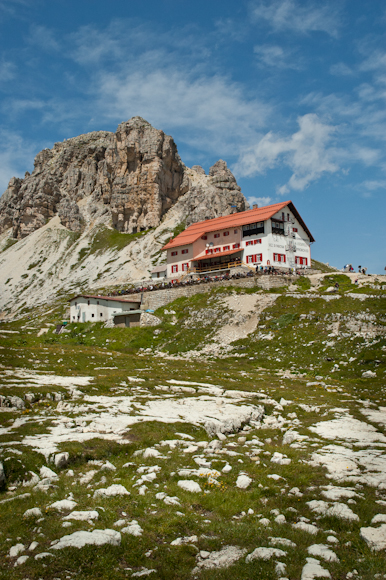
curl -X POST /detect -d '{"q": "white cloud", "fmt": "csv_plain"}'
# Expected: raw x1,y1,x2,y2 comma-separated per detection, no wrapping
0,130,37,193
0,59,16,82
28,24,60,51
250,0,341,37
329,62,354,76
247,195,273,207
234,113,339,192
253,44,302,69
360,180,386,191
93,65,272,156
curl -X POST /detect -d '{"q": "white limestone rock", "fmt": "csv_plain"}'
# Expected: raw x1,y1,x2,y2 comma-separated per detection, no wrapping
246,547,287,562
54,452,69,469
23,507,43,518
51,529,121,550
192,546,247,574
271,452,291,465
360,524,386,551
236,474,252,489
121,520,143,537
177,480,202,493
49,499,77,511
9,543,25,558
93,484,130,498
63,510,99,521
40,466,58,479
301,557,331,579
14,555,29,566
292,522,319,535
307,544,339,563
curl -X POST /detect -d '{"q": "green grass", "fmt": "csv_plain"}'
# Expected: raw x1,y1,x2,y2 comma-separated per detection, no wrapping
1,238,18,252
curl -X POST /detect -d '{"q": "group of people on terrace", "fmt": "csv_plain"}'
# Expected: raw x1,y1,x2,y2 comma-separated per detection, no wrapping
107,267,305,297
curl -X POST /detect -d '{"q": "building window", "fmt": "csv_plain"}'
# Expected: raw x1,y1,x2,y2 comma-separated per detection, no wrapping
282,212,285,221
293,228,298,232
254,239,261,244
182,262,189,271
295,256,308,266
234,229,238,234
171,251,178,256
242,222,264,237
171,265,178,273
273,253,286,263
223,245,230,251
201,235,207,240
97,301,99,305
87,300,90,305
100,313,103,317
75,302,77,306
72,316,75,320
287,213,290,221
214,233,220,238
214,248,220,253
271,220,285,234
206,249,213,254
246,254,262,264
246,240,253,246
92,313,94,317
223,231,229,236
181,249,188,254
233,243,240,249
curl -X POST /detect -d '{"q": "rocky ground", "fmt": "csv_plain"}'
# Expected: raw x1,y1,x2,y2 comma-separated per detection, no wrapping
0,273,385,579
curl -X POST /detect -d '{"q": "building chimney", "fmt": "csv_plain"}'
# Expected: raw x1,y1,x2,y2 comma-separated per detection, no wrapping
253,204,258,209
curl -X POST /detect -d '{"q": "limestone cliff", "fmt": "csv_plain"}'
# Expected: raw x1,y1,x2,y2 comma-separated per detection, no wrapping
0,117,247,239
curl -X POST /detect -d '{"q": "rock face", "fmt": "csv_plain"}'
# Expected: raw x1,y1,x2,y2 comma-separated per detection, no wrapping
0,117,247,239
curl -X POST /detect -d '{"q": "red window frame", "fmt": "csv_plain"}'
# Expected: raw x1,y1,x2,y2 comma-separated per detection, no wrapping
254,239,261,244
233,243,240,249
171,251,178,256
273,253,286,263
214,233,220,238
205,249,213,255
295,256,308,266
234,229,238,234
246,254,262,264
171,265,178,273
182,262,189,271
223,245,230,251
181,249,188,254
214,248,220,253
201,235,207,240
293,228,298,233
223,231,229,236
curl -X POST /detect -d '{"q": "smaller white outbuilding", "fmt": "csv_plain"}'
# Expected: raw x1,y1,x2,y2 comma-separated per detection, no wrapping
69,295,142,327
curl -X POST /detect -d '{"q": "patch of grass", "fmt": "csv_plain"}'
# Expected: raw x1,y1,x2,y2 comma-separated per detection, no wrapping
1,238,18,252
295,276,311,292
89,227,148,254
311,259,337,273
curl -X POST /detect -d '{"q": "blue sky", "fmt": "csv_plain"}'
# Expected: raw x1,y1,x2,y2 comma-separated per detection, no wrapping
0,0,385,273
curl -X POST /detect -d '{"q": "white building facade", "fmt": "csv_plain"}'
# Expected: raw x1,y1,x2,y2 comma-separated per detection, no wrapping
69,295,141,324
162,201,314,278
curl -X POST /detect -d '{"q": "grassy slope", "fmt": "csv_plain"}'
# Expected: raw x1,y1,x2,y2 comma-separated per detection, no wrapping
0,281,385,579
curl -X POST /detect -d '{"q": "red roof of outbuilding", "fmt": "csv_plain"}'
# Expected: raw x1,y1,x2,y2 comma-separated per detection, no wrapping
162,201,314,249
69,295,141,303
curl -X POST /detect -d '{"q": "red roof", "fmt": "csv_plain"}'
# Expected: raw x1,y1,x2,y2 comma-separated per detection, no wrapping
162,201,314,249
69,295,141,303
194,248,242,261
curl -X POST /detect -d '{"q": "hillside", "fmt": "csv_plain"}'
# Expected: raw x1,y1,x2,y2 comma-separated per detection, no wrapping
0,273,385,579
0,117,248,317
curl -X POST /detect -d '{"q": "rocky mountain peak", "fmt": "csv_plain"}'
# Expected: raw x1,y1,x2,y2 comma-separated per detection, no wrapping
0,118,248,239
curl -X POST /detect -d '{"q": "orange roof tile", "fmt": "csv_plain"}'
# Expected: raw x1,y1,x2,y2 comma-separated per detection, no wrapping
194,248,242,261
162,200,314,249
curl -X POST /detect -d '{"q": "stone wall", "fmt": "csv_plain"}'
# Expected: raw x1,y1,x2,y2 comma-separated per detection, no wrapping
127,275,292,312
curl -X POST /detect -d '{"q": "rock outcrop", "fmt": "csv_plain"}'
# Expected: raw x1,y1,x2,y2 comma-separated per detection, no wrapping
0,117,247,239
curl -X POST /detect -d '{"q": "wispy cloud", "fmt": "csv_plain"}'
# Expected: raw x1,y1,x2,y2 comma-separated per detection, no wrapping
0,130,37,192
247,195,273,207
329,62,354,76
234,113,339,193
253,44,302,69
250,0,341,37
0,59,16,83
28,24,60,51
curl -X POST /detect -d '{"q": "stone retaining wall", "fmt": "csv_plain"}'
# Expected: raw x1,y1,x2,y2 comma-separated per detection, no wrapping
124,275,292,312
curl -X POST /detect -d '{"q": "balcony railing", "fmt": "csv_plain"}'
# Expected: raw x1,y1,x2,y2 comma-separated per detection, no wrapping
189,260,242,273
